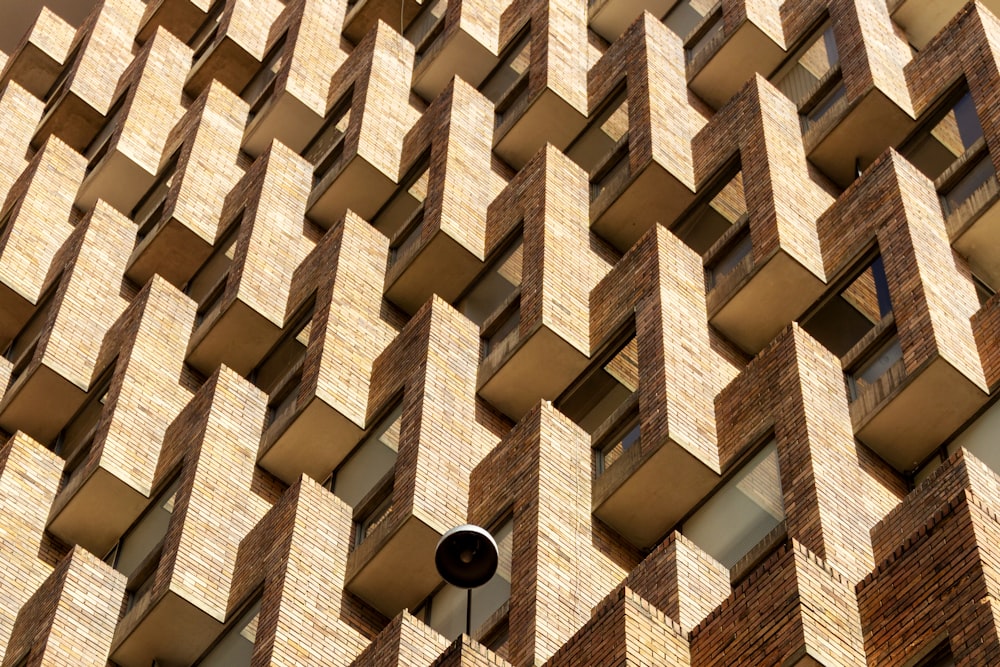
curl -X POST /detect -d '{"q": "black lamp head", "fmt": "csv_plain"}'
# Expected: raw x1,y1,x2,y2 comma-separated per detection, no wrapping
434,524,499,589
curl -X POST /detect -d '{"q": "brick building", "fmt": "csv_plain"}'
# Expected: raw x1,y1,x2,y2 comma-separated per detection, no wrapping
0,0,998,665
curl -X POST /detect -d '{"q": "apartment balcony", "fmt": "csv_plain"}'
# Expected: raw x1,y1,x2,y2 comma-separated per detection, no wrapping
1,548,126,667
802,73,914,188
31,0,146,152
689,542,867,666
125,83,248,288
384,208,485,315
305,22,417,227
0,139,84,347
186,144,314,376
409,0,499,102
242,0,349,157
0,203,131,445
185,0,282,97
137,0,216,44
108,369,268,667
339,299,499,616
489,1,589,169
473,146,607,419
685,5,785,110
705,215,826,353
588,0,679,42
258,213,396,484
888,0,990,49
941,140,1000,288
75,29,189,214
0,7,74,99
342,0,423,44
584,226,737,548
46,278,195,555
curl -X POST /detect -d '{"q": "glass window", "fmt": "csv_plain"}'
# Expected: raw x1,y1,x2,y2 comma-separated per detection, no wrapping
772,25,839,109
196,597,261,667
186,214,242,324
566,87,629,177
802,255,892,358
558,334,638,434
375,155,430,239
662,0,716,42
458,236,523,327
683,440,784,569
332,403,403,508
673,170,746,256
480,29,531,105
306,91,352,179
905,90,985,181
133,150,181,240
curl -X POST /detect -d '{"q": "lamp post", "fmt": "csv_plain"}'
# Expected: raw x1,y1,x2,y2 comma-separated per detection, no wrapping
434,524,499,636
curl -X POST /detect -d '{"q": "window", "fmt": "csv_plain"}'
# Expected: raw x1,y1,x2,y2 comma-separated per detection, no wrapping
329,403,403,545
415,518,513,639
771,24,839,110
254,299,315,428
3,276,60,385
662,0,716,43
846,335,903,401
558,333,637,434
55,364,114,486
305,90,352,180
405,0,448,57
189,0,225,59
242,33,288,118
84,92,127,168
566,85,629,177
375,153,430,240
458,233,523,360
704,226,752,292
904,89,985,182
915,642,955,667
133,150,181,241
480,28,531,106
802,254,892,358
195,595,261,667
683,440,784,569
673,168,746,255
185,212,243,326
105,476,182,612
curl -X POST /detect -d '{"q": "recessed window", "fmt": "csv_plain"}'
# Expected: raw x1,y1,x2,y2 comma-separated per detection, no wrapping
683,440,784,569
195,595,261,667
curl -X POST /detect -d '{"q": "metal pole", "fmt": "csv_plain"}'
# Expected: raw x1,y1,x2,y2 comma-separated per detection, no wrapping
466,587,472,636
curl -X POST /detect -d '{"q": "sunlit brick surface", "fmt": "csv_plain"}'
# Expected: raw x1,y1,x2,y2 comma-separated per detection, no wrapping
0,1,999,665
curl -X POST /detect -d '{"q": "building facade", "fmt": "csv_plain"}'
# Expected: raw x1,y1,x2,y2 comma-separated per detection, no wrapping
0,0,998,665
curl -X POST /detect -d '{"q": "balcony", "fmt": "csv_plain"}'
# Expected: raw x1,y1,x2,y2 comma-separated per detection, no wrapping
0,7,74,99
305,96,398,227
803,73,914,188
488,28,588,169
888,0,988,49
941,142,1000,289
409,0,499,101
137,0,218,44
343,0,424,43
684,4,785,110
705,214,826,354
588,0,679,42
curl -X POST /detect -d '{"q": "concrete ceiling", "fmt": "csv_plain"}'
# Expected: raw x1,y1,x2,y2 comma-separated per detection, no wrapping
1,0,100,55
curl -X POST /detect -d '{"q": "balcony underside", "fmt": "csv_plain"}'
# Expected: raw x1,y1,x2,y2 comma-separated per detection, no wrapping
806,89,914,188
413,29,497,102
307,154,398,228
243,91,323,158
346,513,442,617
591,161,694,252
494,88,587,171
594,438,719,548
0,363,86,444
48,466,148,558
127,216,213,289
951,183,1000,288
384,230,482,314
258,394,364,485
853,356,988,471
111,590,222,667
186,298,282,376
478,323,589,421
709,249,825,355
76,151,156,215
588,0,678,42
688,21,785,110
4,43,64,98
